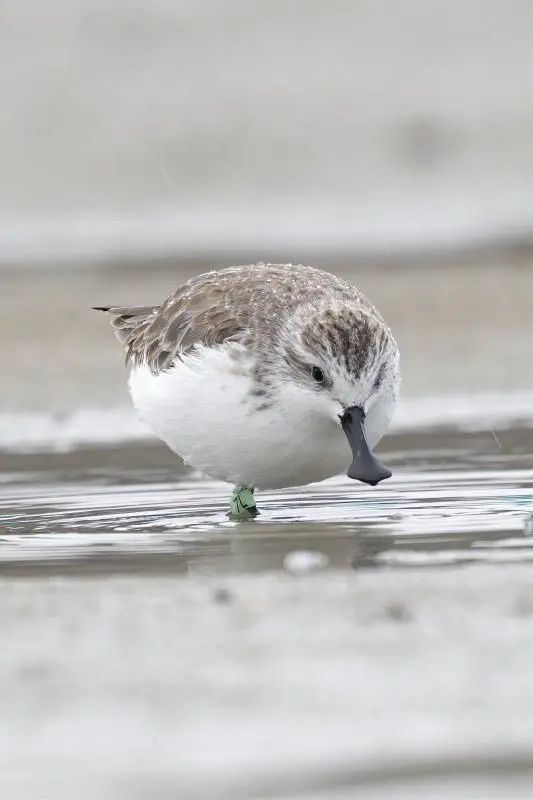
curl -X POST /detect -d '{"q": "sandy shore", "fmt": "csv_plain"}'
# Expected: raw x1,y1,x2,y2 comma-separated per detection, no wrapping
1,567,532,799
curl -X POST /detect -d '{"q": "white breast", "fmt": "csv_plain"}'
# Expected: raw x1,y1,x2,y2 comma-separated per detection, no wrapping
128,345,351,489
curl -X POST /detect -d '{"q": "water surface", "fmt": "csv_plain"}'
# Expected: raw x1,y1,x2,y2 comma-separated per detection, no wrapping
1,426,531,575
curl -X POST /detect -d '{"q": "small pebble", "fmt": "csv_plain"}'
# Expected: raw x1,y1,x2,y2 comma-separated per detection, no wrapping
283,550,330,575
211,587,233,605
384,602,412,622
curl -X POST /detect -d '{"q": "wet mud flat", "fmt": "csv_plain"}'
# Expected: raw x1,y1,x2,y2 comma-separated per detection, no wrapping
0,425,532,798
1,568,532,800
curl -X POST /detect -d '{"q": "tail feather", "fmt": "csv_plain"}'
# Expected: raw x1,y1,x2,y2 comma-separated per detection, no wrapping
93,305,158,346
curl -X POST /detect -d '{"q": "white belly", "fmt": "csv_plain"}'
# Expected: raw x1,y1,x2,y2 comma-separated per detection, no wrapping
128,346,351,489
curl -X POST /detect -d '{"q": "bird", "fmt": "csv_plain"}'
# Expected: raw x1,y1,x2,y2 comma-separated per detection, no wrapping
95,262,400,518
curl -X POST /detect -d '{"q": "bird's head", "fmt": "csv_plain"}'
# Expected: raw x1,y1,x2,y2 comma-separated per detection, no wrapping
271,300,400,485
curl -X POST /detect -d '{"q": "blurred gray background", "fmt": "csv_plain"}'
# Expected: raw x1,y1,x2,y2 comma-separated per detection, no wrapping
1,0,532,265
1,0,532,423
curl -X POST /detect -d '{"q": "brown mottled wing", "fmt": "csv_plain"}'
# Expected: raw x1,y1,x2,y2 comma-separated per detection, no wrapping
95,262,373,374
96,272,250,373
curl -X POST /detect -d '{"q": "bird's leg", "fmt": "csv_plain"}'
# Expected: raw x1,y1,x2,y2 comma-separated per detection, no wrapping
228,485,259,520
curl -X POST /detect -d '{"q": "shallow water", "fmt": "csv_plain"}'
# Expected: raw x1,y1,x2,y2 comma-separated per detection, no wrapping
1,425,533,799
1,427,532,575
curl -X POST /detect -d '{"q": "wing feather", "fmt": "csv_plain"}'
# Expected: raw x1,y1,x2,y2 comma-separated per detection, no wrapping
95,279,246,372
94,263,370,374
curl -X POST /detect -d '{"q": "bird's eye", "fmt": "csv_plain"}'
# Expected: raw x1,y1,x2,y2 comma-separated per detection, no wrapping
312,366,325,383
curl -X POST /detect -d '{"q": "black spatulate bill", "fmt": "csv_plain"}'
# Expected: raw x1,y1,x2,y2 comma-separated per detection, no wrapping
340,406,392,486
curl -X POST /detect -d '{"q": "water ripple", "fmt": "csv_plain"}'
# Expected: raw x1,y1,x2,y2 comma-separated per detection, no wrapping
1,446,532,573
